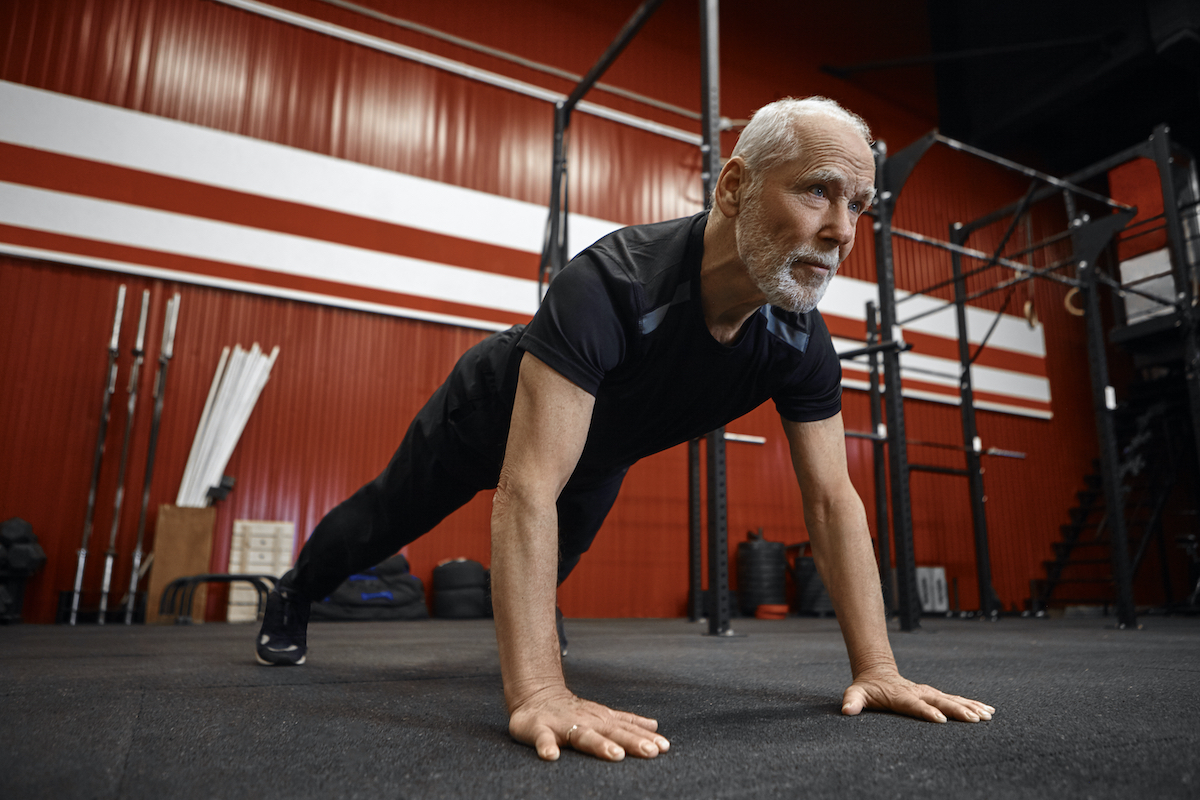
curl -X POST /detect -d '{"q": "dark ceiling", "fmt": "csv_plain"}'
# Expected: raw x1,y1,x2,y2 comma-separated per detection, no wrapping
823,0,1200,175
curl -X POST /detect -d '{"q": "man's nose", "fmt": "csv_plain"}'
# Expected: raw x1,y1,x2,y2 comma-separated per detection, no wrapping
821,204,857,248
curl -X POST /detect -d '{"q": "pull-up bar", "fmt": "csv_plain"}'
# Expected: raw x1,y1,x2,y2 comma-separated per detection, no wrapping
539,0,667,299
561,0,667,124
845,431,1026,459
934,133,1134,212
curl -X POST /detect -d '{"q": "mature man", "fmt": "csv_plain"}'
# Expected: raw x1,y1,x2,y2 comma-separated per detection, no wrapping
256,96,995,762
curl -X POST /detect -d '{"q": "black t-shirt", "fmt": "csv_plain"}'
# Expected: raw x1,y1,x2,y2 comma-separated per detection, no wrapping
518,212,842,476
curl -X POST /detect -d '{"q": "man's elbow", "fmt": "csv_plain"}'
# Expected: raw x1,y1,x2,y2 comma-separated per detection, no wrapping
492,465,556,526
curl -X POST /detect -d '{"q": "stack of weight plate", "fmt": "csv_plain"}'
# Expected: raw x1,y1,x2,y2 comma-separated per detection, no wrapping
736,531,787,617
433,558,491,619
793,553,834,616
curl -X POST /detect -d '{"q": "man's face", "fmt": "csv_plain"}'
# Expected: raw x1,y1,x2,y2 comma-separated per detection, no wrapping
735,115,876,313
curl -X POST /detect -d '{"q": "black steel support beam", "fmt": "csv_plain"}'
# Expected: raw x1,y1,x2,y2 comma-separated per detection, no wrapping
698,0,731,637
873,139,923,631
562,0,666,122
962,138,1153,237
539,0,666,291
838,339,913,360
909,464,970,477
1073,209,1139,629
705,429,732,635
539,102,570,296
950,224,1001,620
866,303,893,615
687,438,703,622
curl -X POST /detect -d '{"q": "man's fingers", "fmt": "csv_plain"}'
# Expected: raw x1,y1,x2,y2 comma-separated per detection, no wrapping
509,692,669,761
534,727,561,761
843,677,995,725
570,726,626,761
840,686,866,716
612,710,660,733
606,722,669,758
927,692,995,722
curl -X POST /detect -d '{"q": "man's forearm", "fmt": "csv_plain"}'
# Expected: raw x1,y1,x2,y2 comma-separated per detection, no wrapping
491,482,566,712
806,490,898,678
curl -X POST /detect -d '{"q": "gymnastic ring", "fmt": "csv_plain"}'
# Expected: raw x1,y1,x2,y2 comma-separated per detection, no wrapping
1063,287,1084,317
1023,298,1039,328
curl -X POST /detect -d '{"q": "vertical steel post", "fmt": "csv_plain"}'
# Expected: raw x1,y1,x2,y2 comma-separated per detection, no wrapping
540,102,569,297
949,224,1001,619
698,0,731,636
705,430,732,635
687,439,703,622
866,302,893,614
538,0,665,292
872,143,922,631
1072,211,1139,628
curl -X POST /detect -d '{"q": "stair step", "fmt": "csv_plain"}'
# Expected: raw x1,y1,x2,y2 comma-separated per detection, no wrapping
1052,542,1110,558
1054,577,1113,584
1068,508,1101,525
1043,597,1115,605
1043,559,1110,569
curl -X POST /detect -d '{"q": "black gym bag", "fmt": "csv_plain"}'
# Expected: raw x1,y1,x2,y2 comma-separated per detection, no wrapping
310,553,428,621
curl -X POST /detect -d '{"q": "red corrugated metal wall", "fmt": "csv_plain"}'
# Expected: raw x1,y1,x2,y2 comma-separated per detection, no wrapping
1,0,1109,623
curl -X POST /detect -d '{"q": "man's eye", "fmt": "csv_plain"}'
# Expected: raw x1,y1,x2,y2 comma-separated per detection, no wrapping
810,185,827,197
849,201,862,214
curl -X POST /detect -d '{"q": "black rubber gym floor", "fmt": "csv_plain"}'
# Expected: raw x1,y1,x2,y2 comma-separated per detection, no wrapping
1,615,1197,799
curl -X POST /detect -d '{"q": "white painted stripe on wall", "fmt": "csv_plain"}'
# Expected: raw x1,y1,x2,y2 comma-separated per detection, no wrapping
0,242,512,333
0,80,621,260
840,366,1053,420
835,336,1051,404
819,275,1046,358
0,81,1047,372
0,182,542,316
896,289,1047,358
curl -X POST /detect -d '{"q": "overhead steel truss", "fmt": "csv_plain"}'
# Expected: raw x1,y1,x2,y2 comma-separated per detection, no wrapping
860,126,1197,631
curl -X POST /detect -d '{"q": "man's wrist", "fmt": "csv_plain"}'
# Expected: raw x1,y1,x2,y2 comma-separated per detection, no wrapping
849,653,900,681
505,679,571,714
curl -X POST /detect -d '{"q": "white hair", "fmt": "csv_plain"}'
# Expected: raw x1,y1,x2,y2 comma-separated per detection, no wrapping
730,96,872,186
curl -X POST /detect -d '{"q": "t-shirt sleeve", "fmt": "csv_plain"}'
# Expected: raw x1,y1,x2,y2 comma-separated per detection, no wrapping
518,255,629,396
773,313,843,423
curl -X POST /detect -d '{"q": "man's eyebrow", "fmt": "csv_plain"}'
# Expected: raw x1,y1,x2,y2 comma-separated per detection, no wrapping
804,169,876,206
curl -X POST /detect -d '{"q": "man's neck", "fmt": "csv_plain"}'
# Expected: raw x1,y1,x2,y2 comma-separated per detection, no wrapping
699,214,767,345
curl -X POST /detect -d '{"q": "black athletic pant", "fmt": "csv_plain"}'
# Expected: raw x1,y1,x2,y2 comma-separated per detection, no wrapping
287,333,628,603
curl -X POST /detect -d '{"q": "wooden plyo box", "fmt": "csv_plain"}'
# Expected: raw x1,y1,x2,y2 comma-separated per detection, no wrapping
226,520,295,623
145,504,216,624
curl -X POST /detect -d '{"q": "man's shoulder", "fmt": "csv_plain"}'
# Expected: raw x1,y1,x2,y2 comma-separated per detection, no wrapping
758,306,831,356
584,213,705,277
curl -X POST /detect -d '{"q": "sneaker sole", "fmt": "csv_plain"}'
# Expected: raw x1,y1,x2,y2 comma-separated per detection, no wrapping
255,652,306,666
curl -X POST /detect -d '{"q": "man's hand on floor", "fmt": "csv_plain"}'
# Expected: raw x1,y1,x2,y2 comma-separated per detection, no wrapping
842,670,995,723
508,686,670,762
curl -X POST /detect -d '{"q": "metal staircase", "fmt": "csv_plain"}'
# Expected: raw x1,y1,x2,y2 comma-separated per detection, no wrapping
1031,376,1194,614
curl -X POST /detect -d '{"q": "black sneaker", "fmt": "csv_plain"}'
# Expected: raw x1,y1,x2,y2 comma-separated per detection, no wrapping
556,605,568,658
255,586,310,666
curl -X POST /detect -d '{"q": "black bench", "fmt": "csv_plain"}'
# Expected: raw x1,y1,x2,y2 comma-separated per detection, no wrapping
159,573,279,624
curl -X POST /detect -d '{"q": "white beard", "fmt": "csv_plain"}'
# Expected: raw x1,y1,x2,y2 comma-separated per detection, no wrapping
736,194,839,314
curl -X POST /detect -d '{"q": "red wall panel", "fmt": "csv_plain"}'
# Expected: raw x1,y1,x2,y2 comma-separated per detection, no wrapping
0,0,1118,624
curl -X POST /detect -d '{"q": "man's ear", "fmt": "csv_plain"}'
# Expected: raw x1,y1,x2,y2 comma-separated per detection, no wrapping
714,157,746,218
